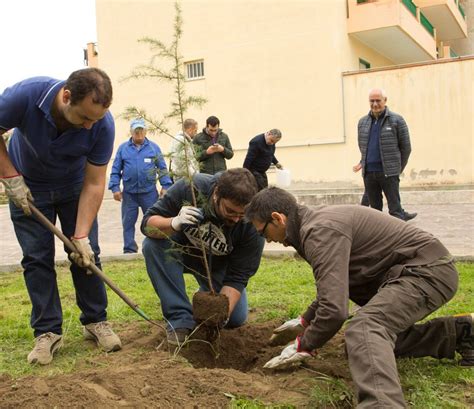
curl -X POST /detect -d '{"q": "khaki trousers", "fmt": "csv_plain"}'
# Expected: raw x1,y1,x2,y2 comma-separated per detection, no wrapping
345,260,458,408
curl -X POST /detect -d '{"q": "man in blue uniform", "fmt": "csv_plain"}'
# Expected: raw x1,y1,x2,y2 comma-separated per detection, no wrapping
141,168,264,346
0,68,121,365
243,129,283,191
108,118,173,254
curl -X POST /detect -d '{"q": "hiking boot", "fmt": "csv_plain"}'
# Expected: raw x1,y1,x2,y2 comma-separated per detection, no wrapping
27,332,63,365
84,321,122,352
167,328,192,347
455,313,474,366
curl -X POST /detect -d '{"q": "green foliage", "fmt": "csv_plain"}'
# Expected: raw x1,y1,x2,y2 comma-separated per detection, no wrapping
228,394,295,409
309,375,354,408
120,1,206,137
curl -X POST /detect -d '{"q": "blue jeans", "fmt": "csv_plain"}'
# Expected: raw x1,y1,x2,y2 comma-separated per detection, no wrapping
9,183,107,337
122,190,158,253
142,237,249,331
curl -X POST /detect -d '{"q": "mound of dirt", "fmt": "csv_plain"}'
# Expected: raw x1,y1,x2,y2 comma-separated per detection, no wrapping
0,321,352,408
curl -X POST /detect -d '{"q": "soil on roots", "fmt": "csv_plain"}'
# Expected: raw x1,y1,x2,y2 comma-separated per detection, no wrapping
0,321,352,409
192,291,229,328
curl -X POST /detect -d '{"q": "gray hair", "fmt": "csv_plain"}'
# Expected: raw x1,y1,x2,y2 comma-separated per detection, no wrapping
183,118,197,130
368,88,387,99
268,129,282,139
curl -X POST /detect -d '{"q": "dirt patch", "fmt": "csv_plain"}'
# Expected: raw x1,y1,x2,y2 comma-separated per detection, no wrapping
0,321,352,408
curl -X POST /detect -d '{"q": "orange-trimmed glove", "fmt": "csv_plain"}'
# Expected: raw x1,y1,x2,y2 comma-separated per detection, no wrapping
70,236,94,270
269,316,308,346
0,174,33,215
264,336,315,369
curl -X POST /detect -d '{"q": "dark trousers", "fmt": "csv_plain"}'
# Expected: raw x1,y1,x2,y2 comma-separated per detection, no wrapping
361,191,370,206
345,259,458,408
9,184,107,337
250,170,268,191
363,172,404,219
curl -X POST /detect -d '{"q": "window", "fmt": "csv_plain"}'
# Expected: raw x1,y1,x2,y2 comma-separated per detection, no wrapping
185,60,205,80
359,58,371,70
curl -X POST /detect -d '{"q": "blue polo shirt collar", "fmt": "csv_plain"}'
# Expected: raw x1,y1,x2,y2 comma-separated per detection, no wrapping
37,80,65,126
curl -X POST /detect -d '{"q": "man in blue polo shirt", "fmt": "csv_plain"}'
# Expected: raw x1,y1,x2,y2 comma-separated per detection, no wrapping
0,68,121,365
108,118,173,254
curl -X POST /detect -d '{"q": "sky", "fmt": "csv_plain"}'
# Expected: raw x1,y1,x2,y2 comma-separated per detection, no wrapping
0,0,97,93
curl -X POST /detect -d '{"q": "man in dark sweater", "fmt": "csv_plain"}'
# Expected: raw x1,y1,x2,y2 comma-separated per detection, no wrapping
245,186,473,408
356,88,417,221
141,168,264,347
243,129,283,190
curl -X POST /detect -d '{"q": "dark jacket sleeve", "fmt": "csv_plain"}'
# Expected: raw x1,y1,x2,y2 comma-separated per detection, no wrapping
299,227,351,351
243,139,258,169
140,179,188,236
223,224,263,292
396,115,411,172
221,132,234,159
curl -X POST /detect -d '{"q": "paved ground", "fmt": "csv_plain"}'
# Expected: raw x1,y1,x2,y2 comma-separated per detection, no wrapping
0,199,473,272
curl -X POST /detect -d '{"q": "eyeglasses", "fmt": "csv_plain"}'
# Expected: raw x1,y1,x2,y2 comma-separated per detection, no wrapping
369,99,383,104
258,220,271,237
218,199,245,218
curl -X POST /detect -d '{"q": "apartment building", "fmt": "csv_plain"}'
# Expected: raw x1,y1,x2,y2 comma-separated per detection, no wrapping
93,0,473,187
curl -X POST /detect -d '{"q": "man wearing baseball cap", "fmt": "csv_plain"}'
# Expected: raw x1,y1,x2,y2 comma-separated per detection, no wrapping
109,118,173,253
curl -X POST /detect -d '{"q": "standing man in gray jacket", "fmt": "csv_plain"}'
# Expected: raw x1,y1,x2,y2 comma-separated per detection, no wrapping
355,88,416,221
246,187,472,408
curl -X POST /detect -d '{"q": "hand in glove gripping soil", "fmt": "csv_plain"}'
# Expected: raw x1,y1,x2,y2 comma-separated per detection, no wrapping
269,316,307,346
70,236,95,269
0,174,33,215
171,206,204,231
264,336,314,369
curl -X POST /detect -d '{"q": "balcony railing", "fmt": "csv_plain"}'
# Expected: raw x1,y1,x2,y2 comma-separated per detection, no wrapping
402,0,417,17
458,3,465,19
420,12,435,36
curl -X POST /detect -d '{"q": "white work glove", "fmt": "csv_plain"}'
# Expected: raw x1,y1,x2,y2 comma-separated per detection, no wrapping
0,174,33,216
269,316,307,346
275,162,283,170
264,336,314,369
171,206,204,231
70,236,95,269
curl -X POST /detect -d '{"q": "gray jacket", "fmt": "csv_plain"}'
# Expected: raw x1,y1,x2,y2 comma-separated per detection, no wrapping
357,108,411,177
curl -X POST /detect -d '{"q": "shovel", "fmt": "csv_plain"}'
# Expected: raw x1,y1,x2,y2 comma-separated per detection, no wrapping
28,201,164,330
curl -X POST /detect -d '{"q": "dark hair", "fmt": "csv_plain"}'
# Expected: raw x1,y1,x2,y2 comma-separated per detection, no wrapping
206,116,220,127
65,68,113,108
245,186,297,222
215,168,258,206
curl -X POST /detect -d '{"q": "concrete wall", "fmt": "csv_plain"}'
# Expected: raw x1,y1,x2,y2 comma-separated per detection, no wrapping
96,0,473,189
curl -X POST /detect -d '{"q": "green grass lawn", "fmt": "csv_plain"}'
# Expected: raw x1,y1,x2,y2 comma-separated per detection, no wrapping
0,258,473,408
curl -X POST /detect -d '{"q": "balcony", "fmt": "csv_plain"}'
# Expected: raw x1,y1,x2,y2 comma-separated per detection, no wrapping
348,0,438,64
413,0,467,41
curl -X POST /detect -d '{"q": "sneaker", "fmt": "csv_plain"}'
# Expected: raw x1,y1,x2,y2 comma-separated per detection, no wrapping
455,313,474,366
27,332,63,365
166,328,192,347
403,212,417,221
84,321,122,352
